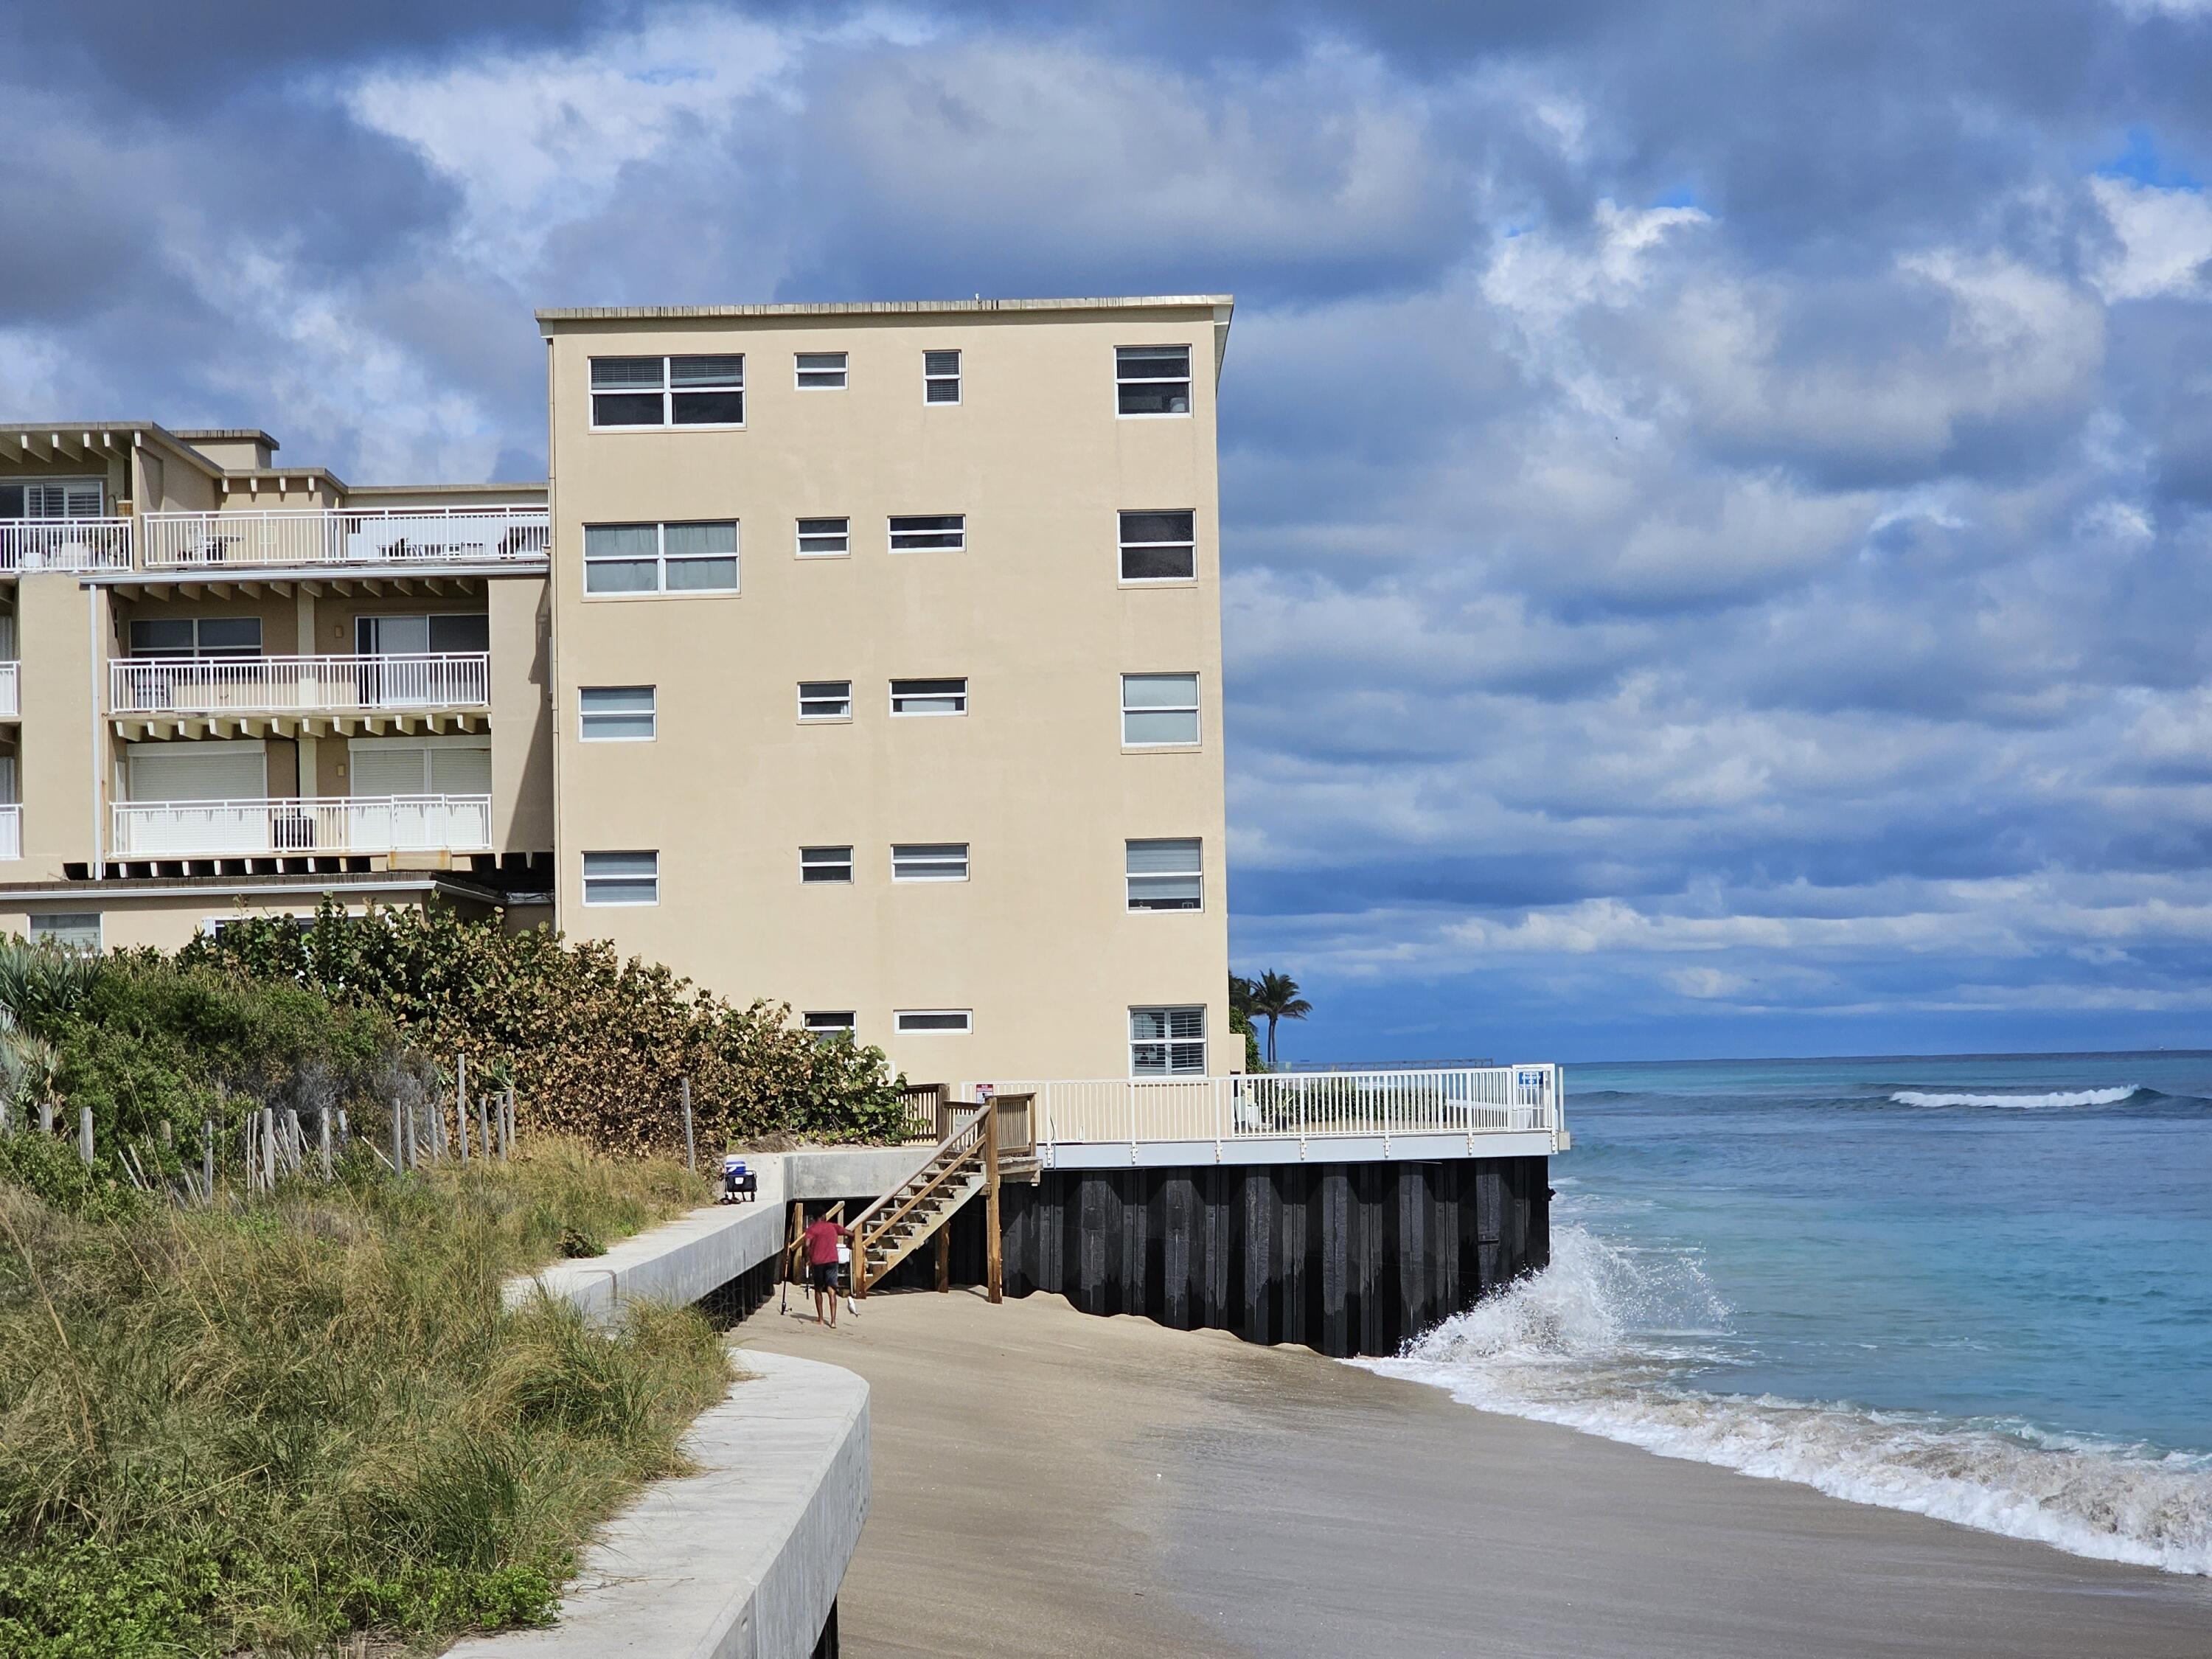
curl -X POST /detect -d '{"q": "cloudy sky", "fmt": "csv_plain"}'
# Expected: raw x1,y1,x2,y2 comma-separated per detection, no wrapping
8,2,2212,1061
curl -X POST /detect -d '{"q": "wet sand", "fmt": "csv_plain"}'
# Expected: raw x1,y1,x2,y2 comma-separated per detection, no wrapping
735,1290,2212,1658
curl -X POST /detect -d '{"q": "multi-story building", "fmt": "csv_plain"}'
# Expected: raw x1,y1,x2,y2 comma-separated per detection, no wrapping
0,294,1235,1080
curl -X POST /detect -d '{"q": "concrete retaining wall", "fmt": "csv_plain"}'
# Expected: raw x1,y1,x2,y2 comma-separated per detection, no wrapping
506,1198,790,1326
447,1351,868,1658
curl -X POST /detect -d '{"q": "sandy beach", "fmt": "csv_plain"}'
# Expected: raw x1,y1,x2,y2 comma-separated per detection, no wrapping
736,1288,2212,1659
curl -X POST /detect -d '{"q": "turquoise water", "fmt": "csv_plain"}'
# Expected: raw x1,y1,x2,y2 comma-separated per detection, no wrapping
1363,1052,2212,1573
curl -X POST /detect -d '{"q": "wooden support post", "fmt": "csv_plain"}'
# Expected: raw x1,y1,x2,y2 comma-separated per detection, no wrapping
319,1110,333,1179
854,1233,869,1301
392,1099,406,1173
984,1099,1004,1304
681,1077,695,1174
260,1108,276,1190
936,1225,952,1294
456,1053,470,1163
203,1120,215,1198
77,1107,94,1166
502,1088,515,1160
476,1077,490,1164
284,1109,302,1174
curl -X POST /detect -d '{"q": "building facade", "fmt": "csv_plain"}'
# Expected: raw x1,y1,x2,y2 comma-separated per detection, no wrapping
1,295,1234,1082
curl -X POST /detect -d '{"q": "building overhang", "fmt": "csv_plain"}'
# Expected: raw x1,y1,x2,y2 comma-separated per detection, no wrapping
80,562,543,598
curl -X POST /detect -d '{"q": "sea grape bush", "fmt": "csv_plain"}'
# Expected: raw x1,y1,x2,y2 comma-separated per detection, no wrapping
181,900,909,1154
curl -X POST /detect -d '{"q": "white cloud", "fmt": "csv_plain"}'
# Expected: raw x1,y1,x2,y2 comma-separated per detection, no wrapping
2088,175,2212,302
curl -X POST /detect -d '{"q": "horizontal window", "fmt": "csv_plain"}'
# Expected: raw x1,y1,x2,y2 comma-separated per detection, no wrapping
798,680,853,720
130,616,262,660
1116,344,1192,417
924,349,961,405
888,513,964,553
1131,1006,1206,1076
29,912,102,953
890,677,967,717
796,516,850,557
582,849,658,906
892,843,968,882
896,1009,972,1034
801,845,854,884
804,1011,857,1038
1127,838,1203,911
2,479,102,518
584,521,738,595
580,685,657,741
796,350,848,390
589,354,745,428
1119,510,1196,582
1122,673,1200,746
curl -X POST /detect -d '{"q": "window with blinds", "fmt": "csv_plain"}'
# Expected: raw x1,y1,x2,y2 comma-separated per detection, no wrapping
583,521,738,594
0,479,102,518
924,349,961,404
891,843,968,881
588,355,745,427
580,686,656,740
582,850,658,905
1130,1006,1206,1076
801,846,854,883
796,351,848,390
1116,345,1192,415
1121,673,1200,745
1126,838,1202,911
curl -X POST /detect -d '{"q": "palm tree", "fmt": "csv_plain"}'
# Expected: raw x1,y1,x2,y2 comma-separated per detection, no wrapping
1247,970,1311,1068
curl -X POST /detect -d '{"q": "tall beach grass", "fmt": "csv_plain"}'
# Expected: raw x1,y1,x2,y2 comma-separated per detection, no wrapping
0,1140,728,1657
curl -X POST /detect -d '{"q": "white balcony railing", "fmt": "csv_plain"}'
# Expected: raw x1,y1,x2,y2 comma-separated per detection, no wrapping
994,1065,1567,1161
0,518,133,572
0,804,18,860
139,507,549,571
110,653,490,717
0,661,16,718
111,795,492,858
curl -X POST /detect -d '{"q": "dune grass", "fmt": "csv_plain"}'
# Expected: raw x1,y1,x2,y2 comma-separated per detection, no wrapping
0,1140,728,1657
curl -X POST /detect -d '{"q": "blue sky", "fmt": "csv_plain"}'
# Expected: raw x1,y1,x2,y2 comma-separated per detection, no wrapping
7,1,2212,1062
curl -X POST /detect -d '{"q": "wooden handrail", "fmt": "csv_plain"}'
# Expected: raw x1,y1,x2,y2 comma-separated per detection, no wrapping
784,1199,845,1283
852,1103,989,1247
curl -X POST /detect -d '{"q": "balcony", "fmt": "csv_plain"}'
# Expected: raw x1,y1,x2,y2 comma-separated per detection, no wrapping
0,804,17,860
139,507,548,571
110,653,490,724
111,795,493,858
0,518,133,573
0,661,15,718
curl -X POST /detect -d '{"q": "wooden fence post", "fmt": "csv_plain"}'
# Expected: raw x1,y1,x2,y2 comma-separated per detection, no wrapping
319,1110,333,1179
502,1088,515,1161
39,1102,54,1136
682,1077,695,1174
456,1053,470,1164
476,1077,490,1164
77,1107,94,1166
392,1099,406,1173
260,1108,276,1189
203,1120,215,1198
984,1099,1004,1304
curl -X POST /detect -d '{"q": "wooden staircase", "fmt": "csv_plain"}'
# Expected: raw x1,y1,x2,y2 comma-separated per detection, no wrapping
849,1096,1010,1300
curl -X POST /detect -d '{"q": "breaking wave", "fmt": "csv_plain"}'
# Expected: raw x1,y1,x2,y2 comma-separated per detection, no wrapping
1890,1086,2140,1109
1357,1225,2212,1576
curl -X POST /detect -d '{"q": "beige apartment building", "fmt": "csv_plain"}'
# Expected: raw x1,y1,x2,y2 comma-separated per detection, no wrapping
1,295,1234,1081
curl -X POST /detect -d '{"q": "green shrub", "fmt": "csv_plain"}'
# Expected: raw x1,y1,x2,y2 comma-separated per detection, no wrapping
184,899,910,1154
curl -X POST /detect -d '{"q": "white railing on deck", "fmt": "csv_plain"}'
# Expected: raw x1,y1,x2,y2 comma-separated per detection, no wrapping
0,661,16,718
0,805,18,860
111,794,492,858
992,1065,1565,1155
0,518,133,572
139,507,549,570
110,653,490,717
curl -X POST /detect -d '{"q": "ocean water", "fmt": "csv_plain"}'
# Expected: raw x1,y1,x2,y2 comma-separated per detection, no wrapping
1359,1052,2212,1574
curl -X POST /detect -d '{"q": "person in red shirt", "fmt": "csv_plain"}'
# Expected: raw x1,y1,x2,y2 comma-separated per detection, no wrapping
801,1211,846,1327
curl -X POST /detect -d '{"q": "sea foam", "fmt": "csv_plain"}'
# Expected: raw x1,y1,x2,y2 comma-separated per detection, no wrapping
1889,1086,2140,1109
1357,1225,2212,1576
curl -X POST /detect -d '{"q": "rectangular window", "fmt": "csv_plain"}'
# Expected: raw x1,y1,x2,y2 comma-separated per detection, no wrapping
582,849,658,905
583,521,738,595
796,516,850,557
1131,1006,1206,1076
1116,345,1192,416
1127,838,1203,911
889,677,967,717
1122,673,1200,746
589,354,745,428
580,685,657,741
128,617,263,659
1,479,102,518
1119,511,1197,582
888,513,965,553
804,1011,857,1038
896,1009,973,1034
801,846,854,884
798,680,853,720
891,843,968,882
796,351,848,390
29,912,102,953
924,349,961,404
